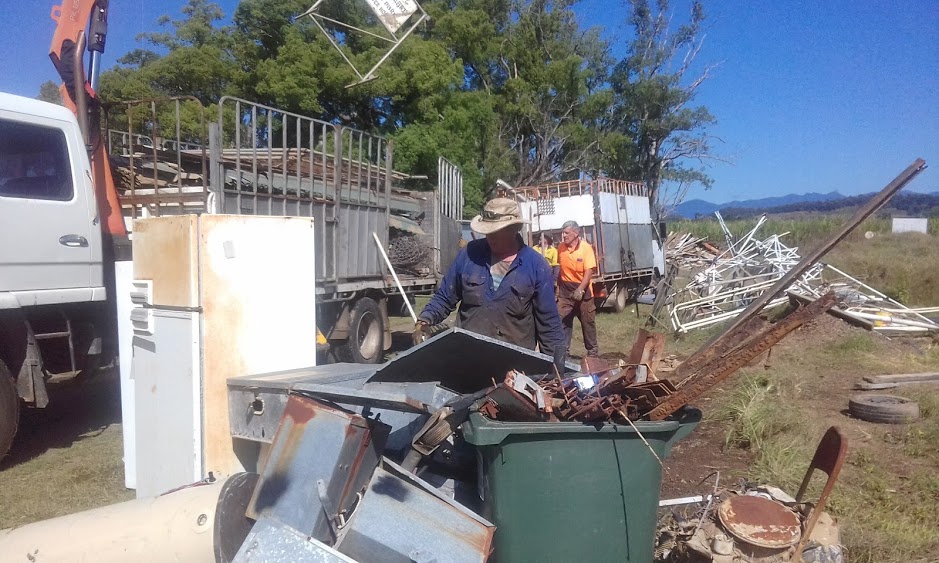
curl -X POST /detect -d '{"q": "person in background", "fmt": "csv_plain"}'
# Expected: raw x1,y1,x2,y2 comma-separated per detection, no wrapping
414,198,567,373
533,233,560,289
557,220,599,358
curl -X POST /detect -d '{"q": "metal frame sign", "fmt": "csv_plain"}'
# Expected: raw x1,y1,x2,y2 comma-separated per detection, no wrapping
364,0,420,34
299,0,427,88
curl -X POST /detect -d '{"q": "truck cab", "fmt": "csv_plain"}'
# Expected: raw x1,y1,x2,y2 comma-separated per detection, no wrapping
0,93,103,299
0,92,107,458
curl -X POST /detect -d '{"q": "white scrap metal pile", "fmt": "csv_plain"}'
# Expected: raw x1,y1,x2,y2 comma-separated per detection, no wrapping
667,213,939,334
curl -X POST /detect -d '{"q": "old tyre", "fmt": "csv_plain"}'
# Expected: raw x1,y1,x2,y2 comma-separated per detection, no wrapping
337,297,385,364
613,283,629,313
848,394,920,424
0,360,19,461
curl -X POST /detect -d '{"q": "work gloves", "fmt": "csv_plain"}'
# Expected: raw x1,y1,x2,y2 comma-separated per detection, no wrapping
572,288,585,301
413,320,428,346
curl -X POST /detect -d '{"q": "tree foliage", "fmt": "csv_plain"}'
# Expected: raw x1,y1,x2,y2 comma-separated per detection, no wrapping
37,81,64,105
96,0,720,216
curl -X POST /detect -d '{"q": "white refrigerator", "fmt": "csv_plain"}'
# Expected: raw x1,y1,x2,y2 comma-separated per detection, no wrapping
124,215,317,498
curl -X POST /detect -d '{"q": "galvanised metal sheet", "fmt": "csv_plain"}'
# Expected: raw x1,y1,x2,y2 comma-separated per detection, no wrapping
368,328,575,393
524,194,595,231
337,204,385,278
598,223,655,274
597,192,652,224
335,459,495,563
247,396,389,541
233,518,357,563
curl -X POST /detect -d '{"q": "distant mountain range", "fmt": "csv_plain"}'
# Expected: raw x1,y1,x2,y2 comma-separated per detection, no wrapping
674,191,845,218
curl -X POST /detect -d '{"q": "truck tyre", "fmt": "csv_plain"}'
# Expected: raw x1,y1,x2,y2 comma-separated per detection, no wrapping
0,360,19,461
337,297,385,364
613,283,629,313
848,394,920,424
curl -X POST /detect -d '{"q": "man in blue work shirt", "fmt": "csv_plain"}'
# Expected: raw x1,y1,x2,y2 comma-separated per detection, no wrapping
414,198,567,372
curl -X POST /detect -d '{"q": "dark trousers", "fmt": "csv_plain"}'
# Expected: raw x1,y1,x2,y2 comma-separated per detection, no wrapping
557,295,599,357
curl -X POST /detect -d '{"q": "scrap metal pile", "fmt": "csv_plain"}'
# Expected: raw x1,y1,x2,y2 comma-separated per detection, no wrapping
665,231,721,270
478,331,679,424
655,483,844,563
667,212,939,335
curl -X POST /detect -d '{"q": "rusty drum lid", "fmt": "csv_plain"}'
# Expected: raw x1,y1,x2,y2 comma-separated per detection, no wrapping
717,495,802,549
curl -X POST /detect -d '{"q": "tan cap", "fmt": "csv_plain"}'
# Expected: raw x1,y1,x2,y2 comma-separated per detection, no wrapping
470,198,528,235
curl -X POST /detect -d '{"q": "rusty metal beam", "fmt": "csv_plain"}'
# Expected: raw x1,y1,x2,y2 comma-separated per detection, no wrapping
674,315,766,382
686,159,926,365
648,291,837,420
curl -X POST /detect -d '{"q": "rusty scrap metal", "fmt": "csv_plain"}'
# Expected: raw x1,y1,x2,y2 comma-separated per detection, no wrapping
479,370,556,422
648,291,838,421
717,495,802,549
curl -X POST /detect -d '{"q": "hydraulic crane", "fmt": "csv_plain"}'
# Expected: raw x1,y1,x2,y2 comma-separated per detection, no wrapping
49,0,127,238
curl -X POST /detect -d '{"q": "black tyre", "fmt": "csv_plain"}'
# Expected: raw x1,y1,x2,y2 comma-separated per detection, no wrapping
0,360,19,461
613,283,629,313
848,394,920,424
337,297,385,364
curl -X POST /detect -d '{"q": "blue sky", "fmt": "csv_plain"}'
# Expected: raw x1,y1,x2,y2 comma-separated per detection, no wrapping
2,0,936,203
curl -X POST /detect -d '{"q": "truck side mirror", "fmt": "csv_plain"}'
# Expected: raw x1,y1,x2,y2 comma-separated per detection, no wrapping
658,221,667,241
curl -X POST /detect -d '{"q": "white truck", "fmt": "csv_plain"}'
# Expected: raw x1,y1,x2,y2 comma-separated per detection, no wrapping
506,179,666,311
0,90,462,460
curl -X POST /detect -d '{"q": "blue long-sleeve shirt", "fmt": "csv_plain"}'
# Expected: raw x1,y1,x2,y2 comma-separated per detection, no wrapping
418,238,566,366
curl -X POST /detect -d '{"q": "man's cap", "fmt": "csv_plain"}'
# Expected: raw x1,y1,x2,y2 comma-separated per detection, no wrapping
470,198,528,235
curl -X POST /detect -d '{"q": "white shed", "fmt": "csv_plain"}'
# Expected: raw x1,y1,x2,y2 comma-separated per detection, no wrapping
892,217,928,234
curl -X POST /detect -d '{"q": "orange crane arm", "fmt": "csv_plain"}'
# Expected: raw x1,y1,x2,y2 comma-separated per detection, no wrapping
49,0,127,238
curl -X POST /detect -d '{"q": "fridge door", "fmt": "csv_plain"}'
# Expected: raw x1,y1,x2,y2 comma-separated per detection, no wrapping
131,308,202,498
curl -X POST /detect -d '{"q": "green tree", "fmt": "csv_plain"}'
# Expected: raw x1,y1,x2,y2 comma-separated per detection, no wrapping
37,81,64,105
607,0,720,217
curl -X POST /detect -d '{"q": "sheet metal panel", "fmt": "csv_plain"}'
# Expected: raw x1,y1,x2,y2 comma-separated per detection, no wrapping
335,459,495,563
525,194,595,232
337,204,385,278
892,217,928,234
233,518,357,563
247,396,389,541
598,192,652,224
368,328,577,393
598,223,656,274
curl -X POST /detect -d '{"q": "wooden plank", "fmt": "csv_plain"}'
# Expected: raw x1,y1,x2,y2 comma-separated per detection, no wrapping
863,372,939,384
854,380,939,391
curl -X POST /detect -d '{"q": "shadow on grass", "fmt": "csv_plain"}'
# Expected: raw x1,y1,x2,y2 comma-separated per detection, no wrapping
1,369,122,471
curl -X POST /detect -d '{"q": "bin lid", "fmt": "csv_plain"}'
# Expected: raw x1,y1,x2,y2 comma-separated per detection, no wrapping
462,408,701,447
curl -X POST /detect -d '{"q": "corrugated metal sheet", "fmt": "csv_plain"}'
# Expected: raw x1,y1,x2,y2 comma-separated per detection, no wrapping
337,204,385,278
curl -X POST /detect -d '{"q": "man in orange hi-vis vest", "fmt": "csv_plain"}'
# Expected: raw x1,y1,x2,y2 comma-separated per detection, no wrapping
557,220,599,358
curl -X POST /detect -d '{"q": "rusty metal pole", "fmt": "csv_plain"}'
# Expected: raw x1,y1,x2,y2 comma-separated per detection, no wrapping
649,291,838,420
679,159,926,379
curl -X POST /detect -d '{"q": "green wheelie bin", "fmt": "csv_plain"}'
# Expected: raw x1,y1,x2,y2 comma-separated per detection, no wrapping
462,407,701,562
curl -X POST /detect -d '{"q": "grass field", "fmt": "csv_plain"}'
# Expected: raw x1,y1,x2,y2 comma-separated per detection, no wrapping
1,228,937,562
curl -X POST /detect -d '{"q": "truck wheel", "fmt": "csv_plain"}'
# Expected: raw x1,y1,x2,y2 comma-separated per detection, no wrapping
337,298,385,364
613,283,629,313
0,360,19,461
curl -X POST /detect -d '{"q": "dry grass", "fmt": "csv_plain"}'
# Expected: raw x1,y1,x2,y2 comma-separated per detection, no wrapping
0,373,133,528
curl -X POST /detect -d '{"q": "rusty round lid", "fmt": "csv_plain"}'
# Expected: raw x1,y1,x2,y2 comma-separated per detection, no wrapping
717,495,801,549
